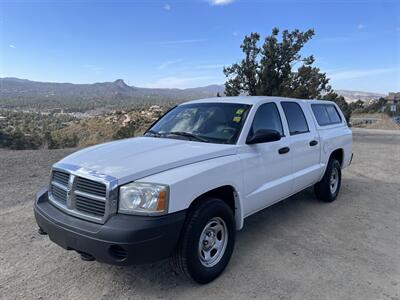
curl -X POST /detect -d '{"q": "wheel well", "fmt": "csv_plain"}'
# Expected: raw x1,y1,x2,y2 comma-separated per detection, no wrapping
189,186,236,213
330,148,344,167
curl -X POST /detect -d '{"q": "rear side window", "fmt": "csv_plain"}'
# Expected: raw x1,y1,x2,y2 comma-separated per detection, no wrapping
326,105,342,123
312,104,342,126
281,102,309,135
311,104,331,125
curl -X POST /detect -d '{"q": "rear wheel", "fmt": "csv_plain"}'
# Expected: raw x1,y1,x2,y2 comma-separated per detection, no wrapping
314,158,342,202
172,198,235,284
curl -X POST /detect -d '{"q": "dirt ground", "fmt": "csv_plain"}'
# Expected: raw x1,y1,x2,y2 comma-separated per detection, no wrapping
1,128,399,300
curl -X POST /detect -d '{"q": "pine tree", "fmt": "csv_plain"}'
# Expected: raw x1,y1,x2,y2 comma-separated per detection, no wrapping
223,27,350,120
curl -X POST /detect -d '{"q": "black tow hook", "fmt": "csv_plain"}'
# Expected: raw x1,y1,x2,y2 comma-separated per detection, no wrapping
79,251,96,262
38,227,47,235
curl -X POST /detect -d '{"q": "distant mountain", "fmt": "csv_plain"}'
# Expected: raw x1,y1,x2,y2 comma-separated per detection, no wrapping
0,77,137,99
0,77,225,101
0,77,386,111
0,77,225,111
335,90,385,103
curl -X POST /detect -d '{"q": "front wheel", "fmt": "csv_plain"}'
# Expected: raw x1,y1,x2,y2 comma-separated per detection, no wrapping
314,158,342,202
172,198,235,284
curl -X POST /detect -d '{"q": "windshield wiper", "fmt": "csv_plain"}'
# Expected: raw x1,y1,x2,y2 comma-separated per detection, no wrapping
145,130,162,137
167,131,209,142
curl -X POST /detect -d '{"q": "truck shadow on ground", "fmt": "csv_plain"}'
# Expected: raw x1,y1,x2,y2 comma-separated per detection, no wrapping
100,186,339,289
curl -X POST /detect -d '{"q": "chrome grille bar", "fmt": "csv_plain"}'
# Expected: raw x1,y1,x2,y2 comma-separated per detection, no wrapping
51,180,68,191
74,190,106,202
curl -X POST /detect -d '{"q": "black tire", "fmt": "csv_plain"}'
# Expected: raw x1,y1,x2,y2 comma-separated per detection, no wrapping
314,158,342,202
172,198,235,284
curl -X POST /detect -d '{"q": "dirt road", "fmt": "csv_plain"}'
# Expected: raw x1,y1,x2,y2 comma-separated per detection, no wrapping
1,128,399,299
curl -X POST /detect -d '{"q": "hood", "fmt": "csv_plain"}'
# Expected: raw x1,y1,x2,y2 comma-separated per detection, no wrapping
55,137,236,184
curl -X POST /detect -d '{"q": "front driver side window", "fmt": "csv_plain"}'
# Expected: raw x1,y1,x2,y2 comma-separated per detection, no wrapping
249,102,284,138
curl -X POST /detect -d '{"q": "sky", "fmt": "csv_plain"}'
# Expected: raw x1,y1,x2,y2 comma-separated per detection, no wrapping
0,0,399,93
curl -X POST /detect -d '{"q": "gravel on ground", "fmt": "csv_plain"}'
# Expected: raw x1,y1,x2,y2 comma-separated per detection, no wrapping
0,129,399,299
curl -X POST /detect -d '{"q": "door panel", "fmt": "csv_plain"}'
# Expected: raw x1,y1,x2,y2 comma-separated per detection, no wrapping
290,133,321,191
280,101,321,192
240,102,293,216
240,139,293,216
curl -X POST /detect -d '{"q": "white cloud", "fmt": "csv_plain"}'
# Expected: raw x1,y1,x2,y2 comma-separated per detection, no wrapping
9,44,16,48
144,76,217,89
164,4,171,11
208,0,235,6
158,59,183,69
328,67,398,81
357,23,366,30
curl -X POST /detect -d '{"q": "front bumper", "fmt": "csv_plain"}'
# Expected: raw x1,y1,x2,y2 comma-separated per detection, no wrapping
34,188,186,265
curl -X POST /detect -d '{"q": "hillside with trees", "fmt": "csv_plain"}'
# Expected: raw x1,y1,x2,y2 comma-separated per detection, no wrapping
0,104,168,150
0,78,224,112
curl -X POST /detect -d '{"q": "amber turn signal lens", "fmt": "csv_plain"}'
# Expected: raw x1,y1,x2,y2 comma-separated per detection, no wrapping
156,190,167,211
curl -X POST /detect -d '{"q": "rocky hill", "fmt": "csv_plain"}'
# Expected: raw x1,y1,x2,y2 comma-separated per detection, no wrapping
335,90,385,103
0,77,225,111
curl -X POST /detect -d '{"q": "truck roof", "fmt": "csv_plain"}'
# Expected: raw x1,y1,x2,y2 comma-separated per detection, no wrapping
183,96,330,106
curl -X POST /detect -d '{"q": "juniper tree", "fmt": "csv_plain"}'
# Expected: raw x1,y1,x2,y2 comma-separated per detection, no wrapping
223,28,350,120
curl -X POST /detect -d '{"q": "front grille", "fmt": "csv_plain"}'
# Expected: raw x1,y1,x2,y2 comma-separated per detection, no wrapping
75,194,106,216
49,170,108,221
76,177,106,197
52,171,70,186
51,184,67,204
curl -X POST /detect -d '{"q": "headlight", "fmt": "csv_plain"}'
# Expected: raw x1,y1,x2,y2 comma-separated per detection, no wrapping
118,182,168,215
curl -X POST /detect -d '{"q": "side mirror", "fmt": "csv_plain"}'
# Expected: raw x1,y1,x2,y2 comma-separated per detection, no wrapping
246,129,281,144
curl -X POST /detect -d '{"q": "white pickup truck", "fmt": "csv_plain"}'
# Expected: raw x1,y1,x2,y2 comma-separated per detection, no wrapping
34,96,352,283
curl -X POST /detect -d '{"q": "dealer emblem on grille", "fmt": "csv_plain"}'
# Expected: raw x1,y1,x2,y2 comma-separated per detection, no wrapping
66,175,75,209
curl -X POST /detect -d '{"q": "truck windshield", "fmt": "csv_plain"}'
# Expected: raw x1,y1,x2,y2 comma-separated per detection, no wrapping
145,103,251,144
